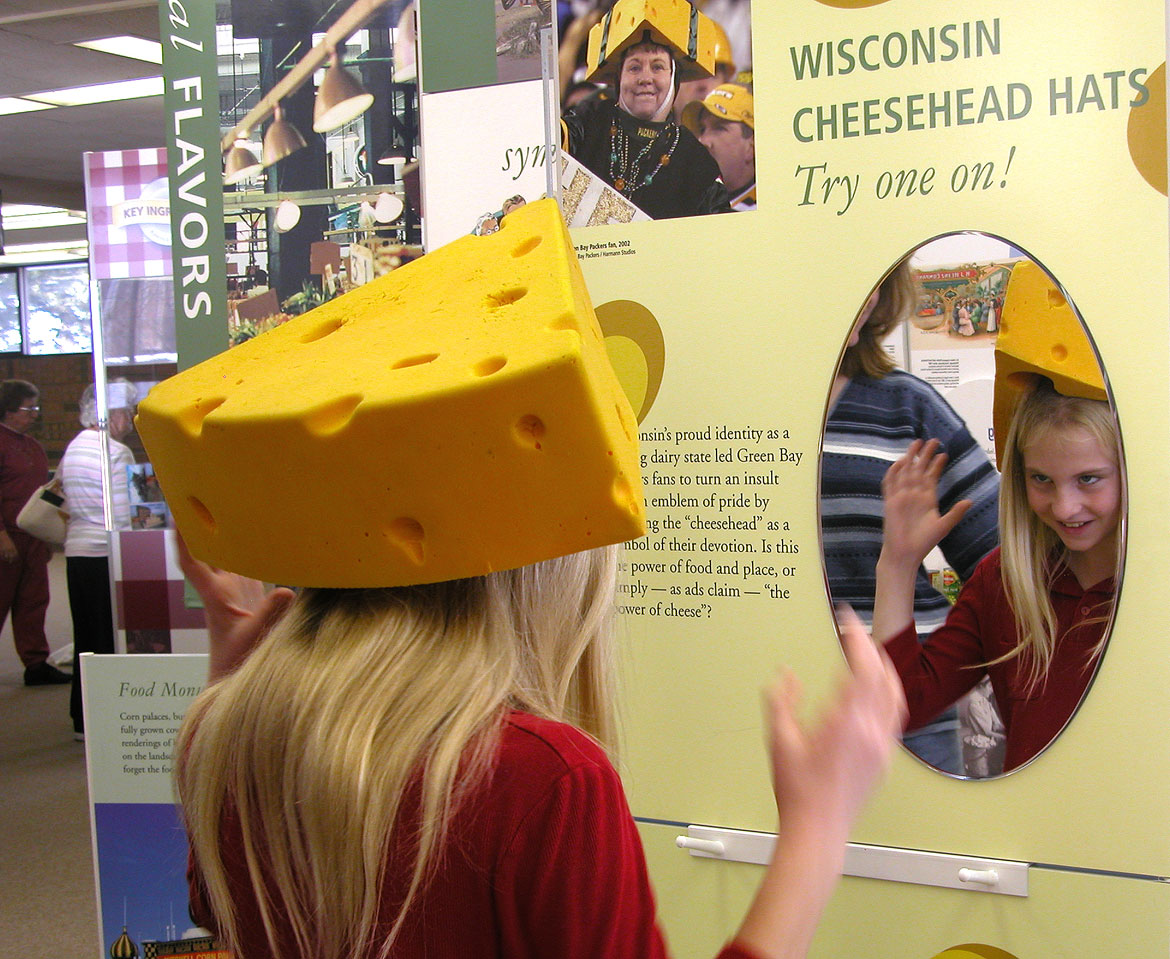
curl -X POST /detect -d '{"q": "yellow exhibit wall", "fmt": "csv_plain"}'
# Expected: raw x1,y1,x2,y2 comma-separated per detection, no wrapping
571,0,1170,953
640,823,1170,959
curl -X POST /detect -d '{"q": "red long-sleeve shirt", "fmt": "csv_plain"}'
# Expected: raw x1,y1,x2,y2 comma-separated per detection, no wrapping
190,711,760,959
884,549,1111,771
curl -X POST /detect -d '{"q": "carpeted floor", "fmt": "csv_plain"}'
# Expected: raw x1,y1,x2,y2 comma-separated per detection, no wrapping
0,553,101,956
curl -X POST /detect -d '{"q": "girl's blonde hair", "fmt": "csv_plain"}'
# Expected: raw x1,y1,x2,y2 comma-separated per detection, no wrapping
177,545,620,959
997,379,1122,690
840,258,917,380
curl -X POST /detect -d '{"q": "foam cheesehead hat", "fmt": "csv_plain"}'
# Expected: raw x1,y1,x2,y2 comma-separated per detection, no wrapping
680,83,754,136
585,0,717,85
710,21,734,75
993,259,1107,467
135,199,646,588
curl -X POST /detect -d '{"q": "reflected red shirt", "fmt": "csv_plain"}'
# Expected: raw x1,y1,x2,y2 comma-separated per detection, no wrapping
884,549,1112,771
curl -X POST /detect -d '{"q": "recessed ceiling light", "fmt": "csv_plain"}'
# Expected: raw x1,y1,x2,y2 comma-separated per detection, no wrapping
30,76,163,107
3,205,61,216
74,36,163,64
2,207,86,230
0,240,89,265
0,97,54,116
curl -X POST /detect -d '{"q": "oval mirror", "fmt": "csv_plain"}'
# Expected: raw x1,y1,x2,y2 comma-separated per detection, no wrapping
820,233,1124,778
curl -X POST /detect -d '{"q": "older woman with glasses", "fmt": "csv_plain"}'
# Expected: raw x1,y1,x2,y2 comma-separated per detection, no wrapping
0,379,67,687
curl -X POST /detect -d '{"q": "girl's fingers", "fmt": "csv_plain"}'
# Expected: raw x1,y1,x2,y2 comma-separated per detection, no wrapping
877,645,909,732
259,587,297,627
938,498,974,537
176,532,219,594
925,448,950,480
837,605,907,730
766,671,804,756
837,606,888,701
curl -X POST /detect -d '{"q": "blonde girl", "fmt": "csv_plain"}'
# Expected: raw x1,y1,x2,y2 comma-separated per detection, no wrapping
872,378,1122,772
178,541,903,959
824,258,1000,777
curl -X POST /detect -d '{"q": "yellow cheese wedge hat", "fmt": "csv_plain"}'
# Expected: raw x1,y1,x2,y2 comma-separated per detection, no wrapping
585,0,717,85
993,260,1107,467
136,199,647,588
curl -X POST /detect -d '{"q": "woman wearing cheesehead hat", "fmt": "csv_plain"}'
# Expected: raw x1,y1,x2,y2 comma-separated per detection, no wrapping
141,199,902,959
561,0,732,219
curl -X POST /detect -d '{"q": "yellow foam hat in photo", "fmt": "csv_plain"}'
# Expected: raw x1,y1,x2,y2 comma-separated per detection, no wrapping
585,0,717,84
136,199,646,588
993,260,1107,467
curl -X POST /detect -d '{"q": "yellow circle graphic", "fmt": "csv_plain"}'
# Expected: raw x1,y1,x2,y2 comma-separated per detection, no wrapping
1128,62,1166,196
596,300,666,424
814,0,892,7
603,335,649,420
931,945,1020,959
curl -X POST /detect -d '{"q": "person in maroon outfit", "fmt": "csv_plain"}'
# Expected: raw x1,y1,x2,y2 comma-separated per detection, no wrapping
0,380,66,686
177,549,903,959
874,379,1121,772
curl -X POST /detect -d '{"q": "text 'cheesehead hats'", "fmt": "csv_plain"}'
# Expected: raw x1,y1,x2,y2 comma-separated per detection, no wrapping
585,0,717,85
993,259,1107,467
136,199,647,587
680,83,754,137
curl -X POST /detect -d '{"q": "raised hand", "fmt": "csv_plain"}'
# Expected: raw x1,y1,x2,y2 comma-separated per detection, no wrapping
177,534,296,683
880,439,972,568
732,608,906,959
766,607,906,838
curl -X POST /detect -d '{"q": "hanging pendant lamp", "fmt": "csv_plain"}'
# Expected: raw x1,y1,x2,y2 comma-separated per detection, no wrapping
223,137,262,184
377,133,413,165
313,49,374,133
274,198,302,232
263,104,307,166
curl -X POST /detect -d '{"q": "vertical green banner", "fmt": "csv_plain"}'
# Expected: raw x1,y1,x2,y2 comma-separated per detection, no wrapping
417,0,498,93
159,0,228,370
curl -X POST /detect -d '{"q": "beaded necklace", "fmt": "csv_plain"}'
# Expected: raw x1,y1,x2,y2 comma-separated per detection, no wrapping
608,117,680,199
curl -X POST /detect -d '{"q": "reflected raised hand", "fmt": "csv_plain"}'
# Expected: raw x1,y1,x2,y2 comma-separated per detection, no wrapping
880,438,972,568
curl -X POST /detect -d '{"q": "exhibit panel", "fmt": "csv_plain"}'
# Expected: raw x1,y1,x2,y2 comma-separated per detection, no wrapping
588,0,1170,946
137,0,1170,953
640,822,1170,959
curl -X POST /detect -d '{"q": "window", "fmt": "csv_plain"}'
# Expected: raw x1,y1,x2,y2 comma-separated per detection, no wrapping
0,262,175,361
23,262,92,354
0,272,19,351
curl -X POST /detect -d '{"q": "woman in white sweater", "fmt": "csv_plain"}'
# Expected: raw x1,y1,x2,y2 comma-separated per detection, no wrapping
59,380,136,738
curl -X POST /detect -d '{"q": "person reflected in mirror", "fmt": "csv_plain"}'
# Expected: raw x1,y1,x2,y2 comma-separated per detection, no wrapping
822,262,1000,775
873,378,1121,772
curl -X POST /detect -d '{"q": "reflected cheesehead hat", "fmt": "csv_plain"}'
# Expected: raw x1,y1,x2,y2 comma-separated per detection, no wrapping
681,83,754,136
586,0,717,84
993,259,1107,467
136,200,646,588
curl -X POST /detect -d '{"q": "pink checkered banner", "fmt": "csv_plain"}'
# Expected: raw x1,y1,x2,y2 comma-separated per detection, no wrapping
83,148,173,280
